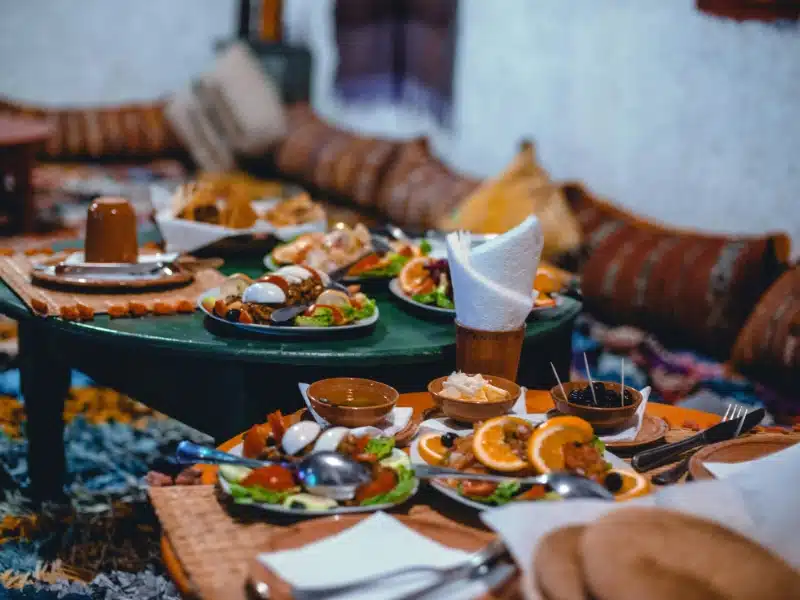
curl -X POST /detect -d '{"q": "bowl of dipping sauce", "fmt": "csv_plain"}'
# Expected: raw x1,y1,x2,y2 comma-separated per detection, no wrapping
306,378,399,427
428,373,521,423
551,381,642,431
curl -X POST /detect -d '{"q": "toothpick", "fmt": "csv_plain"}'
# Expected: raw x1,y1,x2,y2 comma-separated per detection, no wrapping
550,362,568,402
583,353,598,406
620,359,625,407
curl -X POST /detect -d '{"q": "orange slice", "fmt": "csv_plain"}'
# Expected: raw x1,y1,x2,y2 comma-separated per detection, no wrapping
607,470,652,501
417,433,448,466
472,416,531,472
399,257,434,295
526,416,595,473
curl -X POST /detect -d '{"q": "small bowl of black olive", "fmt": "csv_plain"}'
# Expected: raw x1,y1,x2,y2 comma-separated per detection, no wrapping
550,381,642,431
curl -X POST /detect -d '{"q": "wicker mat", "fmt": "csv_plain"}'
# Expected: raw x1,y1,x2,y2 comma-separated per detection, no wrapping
0,253,225,317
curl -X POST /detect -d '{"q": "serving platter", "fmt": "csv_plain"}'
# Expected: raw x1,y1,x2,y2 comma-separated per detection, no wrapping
30,252,194,291
688,434,800,481
197,286,379,336
217,442,418,516
408,421,632,511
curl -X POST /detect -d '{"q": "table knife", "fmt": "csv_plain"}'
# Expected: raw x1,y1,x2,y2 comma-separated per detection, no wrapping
631,407,764,472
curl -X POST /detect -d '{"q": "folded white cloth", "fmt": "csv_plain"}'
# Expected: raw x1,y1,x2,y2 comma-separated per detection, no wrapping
257,512,512,599
447,215,543,331
298,383,413,437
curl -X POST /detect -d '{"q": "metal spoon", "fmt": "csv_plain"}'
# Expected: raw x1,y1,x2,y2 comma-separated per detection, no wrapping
175,442,371,501
413,464,615,500
269,304,309,325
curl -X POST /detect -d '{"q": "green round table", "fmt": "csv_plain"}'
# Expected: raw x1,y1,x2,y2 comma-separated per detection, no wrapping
0,245,581,500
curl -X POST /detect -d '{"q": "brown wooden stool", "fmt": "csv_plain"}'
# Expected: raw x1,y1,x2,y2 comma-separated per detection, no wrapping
0,116,53,234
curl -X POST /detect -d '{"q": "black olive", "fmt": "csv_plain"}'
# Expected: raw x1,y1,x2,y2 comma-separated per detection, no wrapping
592,382,606,397
573,441,583,447
289,501,305,509
440,433,457,448
568,389,583,403
226,308,242,321
604,472,623,493
265,434,276,447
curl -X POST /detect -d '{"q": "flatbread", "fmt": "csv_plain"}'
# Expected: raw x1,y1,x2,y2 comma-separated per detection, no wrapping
533,525,589,600
580,507,800,600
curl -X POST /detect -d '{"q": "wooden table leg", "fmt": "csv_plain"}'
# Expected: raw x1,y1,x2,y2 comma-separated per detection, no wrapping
18,319,70,502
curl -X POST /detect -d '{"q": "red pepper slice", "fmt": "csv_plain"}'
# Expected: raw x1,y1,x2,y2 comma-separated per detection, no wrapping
241,465,295,491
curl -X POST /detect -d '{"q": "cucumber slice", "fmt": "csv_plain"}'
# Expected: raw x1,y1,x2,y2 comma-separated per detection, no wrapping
380,448,412,471
219,464,252,483
282,493,337,511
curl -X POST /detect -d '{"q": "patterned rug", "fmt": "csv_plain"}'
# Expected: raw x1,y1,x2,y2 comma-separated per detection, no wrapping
0,314,796,599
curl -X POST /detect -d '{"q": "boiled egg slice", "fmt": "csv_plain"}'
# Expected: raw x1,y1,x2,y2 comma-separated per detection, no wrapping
277,266,313,281
281,421,322,456
219,274,252,298
312,427,349,454
242,282,286,305
315,290,351,308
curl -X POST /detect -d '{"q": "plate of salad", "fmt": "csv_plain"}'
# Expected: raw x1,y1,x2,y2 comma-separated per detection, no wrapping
219,412,419,515
264,223,433,282
198,267,378,335
409,415,645,511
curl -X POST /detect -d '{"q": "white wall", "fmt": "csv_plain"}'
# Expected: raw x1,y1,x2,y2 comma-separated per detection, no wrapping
2,0,799,251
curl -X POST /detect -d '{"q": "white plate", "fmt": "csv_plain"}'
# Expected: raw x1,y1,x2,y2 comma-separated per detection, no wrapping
409,422,633,511
389,278,455,315
63,252,179,267
197,287,379,335
48,252,182,282
217,443,418,516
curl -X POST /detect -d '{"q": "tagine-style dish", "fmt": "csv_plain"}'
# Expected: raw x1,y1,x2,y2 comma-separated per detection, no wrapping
171,173,324,229
414,415,650,508
394,258,566,312
268,223,431,279
199,266,377,329
218,411,417,514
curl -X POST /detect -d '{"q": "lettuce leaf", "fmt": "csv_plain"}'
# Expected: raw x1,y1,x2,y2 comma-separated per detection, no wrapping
353,298,377,321
358,253,409,278
294,307,334,327
364,436,394,460
591,436,605,455
419,240,433,256
228,482,294,505
459,480,521,506
412,290,453,309
360,466,417,506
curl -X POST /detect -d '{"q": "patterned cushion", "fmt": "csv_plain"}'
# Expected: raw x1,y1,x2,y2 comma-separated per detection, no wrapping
732,265,800,401
0,96,184,160
376,139,480,228
439,141,582,260
569,183,791,357
274,106,398,207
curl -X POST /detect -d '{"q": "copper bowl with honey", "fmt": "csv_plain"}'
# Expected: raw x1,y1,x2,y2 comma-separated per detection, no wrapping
306,378,398,428
84,197,138,263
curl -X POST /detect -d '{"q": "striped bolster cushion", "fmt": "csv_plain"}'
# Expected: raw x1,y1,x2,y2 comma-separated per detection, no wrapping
732,265,800,409
564,183,791,358
0,96,184,160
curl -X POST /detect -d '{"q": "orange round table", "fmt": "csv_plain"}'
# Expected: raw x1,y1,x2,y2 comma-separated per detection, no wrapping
161,389,721,596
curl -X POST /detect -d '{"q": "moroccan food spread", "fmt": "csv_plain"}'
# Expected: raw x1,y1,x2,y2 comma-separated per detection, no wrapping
200,266,376,327
220,412,417,510
416,415,650,506
171,174,324,229
270,223,431,278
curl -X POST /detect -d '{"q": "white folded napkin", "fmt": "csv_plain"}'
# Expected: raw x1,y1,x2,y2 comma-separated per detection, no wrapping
150,184,326,253
257,512,512,600
298,383,413,437
482,442,800,600
446,215,543,331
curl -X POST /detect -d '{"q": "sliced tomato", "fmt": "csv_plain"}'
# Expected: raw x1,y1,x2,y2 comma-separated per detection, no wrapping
460,480,497,497
354,467,397,503
241,465,295,491
348,254,380,275
267,411,286,445
353,435,371,454
242,424,270,458
516,485,547,501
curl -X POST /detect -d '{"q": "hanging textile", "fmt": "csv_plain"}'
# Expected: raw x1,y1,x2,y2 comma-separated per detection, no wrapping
334,0,458,124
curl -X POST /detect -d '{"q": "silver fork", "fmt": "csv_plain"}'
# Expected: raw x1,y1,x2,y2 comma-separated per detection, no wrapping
652,403,748,485
287,539,507,600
